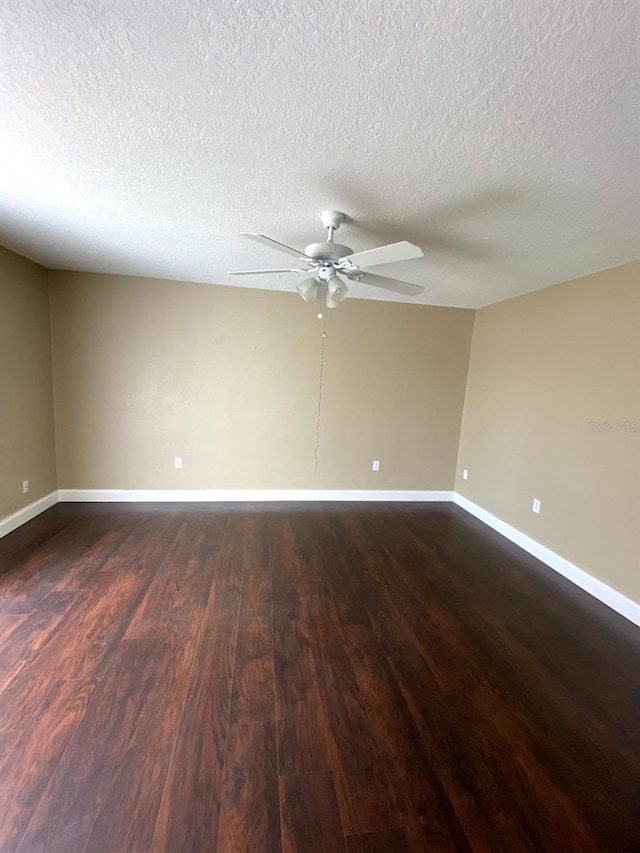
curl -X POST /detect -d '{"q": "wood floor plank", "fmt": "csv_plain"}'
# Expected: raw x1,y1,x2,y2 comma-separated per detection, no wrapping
311,509,371,629
377,511,640,851
83,641,202,853
124,512,219,642
364,550,602,851
0,503,636,852
0,514,119,613
359,550,547,851
84,515,224,853
271,515,332,775
309,603,402,835
0,614,27,648
280,770,346,853
229,515,276,723
16,639,163,853
0,566,150,727
0,514,183,730
341,624,476,852
0,596,78,692
151,513,244,853
346,827,411,853
392,677,537,852
0,732,21,768
330,756,402,839
468,685,628,853
0,677,97,853
344,510,488,696
286,513,406,836
276,692,331,776
0,507,75,574
150,616,236,852
52,515,139,591
388,505,640,745
216,721,281,853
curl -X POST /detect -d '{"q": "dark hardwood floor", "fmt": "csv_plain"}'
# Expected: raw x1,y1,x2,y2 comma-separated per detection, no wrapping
0,502,638,852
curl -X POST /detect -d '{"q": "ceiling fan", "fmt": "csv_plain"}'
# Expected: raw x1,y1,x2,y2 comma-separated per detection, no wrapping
230,210,425,307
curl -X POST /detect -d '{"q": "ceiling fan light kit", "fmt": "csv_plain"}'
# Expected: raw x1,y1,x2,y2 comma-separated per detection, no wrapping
230,210,426,308
296,277,320,302
326,274,348,308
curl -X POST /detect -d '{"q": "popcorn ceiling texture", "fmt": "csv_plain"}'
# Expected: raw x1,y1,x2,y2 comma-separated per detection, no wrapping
0,0,637,307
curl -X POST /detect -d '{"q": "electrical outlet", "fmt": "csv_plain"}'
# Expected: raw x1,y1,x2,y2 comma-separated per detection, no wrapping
532,498,541,514
22,480,29,494
174,457,183,469
372,460,380,471
462,469,468,480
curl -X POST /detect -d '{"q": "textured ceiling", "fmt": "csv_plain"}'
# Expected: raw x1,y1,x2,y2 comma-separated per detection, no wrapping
0,0,637,308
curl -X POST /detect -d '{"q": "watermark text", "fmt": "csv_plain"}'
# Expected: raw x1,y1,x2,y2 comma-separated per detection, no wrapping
589,422,638,432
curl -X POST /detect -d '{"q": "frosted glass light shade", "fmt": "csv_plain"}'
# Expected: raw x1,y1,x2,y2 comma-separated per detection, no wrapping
326,275,348,308
296,277,320,302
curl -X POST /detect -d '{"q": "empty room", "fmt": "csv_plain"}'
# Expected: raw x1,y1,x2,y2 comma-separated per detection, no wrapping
0,1,638,851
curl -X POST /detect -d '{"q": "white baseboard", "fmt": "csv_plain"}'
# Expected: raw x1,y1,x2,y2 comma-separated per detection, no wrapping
0,491,60,540
453,493,640,627
58,488,453,503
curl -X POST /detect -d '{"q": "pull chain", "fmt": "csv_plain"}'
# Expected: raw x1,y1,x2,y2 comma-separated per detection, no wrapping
314,314,327,471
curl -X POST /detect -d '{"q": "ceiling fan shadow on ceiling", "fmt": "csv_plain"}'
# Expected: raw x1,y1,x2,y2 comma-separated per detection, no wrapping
229,210,425,307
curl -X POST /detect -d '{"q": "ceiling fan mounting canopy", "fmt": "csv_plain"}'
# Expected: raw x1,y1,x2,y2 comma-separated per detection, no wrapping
319,209,345,231
230,210,425,306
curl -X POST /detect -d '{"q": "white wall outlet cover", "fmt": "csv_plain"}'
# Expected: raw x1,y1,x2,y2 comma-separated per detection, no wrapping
462,469,468,480
372,460,380,471
532,498,541,513
22,480,29,493
174,457,183,469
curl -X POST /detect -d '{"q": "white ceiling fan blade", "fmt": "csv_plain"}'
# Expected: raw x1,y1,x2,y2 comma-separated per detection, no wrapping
341,241,424,269
229,268,308,275
348,271,425,297
240,232,313,261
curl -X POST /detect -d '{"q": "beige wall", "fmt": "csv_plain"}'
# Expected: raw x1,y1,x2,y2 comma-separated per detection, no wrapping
0,247,57,519
49,272,474,491
456,263,640,603
6,252,638,607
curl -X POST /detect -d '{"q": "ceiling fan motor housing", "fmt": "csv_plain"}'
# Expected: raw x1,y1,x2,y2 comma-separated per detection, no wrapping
304,242,353,262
